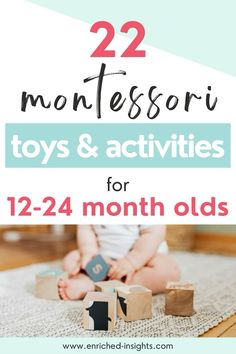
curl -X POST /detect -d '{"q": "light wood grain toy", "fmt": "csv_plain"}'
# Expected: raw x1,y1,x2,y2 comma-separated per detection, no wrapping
95,280,124,292
165,281,194,316
83,291,117,330
116,285,152,321
35,269,68,300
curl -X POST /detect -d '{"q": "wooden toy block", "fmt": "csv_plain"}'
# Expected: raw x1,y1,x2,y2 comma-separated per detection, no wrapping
116,285,152,321
95,280,124,292
35,269,68,300
85,254,109,282
83,291,117,331
165,282,194,316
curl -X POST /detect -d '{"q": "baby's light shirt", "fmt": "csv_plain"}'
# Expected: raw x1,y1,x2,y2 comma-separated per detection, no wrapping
92,224,168,259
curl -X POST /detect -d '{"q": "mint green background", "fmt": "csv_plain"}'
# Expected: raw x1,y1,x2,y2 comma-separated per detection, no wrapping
27,0,236,76
1,338,236,354
5,123,230,168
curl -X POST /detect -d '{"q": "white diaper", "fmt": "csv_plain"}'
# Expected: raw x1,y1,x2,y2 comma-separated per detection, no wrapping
157,240,168,254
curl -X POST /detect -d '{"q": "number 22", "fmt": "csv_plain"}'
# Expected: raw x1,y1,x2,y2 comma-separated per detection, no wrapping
90,21,146,57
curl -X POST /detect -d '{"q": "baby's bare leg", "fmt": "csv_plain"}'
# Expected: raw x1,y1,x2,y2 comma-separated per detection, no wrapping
128,254,180,294
61,250,95,300
63,250,80,275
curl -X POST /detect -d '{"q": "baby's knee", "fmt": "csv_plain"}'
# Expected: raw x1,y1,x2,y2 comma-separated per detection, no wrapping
153,255,181,283
64,249,79,260
169,262,181,282
164,256,181,281
63,249,80,267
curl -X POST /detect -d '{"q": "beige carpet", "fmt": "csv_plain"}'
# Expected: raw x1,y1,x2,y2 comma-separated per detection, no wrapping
0,252,236,337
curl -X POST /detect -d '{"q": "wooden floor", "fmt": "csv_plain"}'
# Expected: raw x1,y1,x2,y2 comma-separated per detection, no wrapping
0,235,235,337
202,314,236,337
0,235,76,271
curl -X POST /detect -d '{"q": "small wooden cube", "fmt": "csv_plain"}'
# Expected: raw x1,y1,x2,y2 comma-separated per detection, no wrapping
85,255,109,282
95,280,124,292
35,269,68,300
116,285,152,321
165,282,194,316
83,291,116,331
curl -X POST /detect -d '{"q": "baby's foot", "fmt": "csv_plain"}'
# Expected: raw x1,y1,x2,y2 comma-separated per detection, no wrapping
58,273,94,300
63,250,80,276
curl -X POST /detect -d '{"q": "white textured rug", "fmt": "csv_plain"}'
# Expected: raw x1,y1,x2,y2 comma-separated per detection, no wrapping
0,252,236,337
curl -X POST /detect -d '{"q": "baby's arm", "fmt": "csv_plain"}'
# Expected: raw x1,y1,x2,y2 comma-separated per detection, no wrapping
109,225,165,281
77,225,99,269
125,225,166,270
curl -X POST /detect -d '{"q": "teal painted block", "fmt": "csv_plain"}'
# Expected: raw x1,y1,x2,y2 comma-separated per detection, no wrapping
38,269,65,277
35,269,68,300
85,255,109,282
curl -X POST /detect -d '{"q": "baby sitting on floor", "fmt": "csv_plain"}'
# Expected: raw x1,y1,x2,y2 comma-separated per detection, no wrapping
59,225,180,300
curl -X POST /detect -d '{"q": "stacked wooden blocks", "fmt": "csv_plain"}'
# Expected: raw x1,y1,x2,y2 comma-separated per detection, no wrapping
94,280,124,292
83,281,152,331
35,255,195,332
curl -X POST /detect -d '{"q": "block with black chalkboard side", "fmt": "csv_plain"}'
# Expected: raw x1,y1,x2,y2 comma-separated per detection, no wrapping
84,254,109,282
83,291,116,331
116,285,152,321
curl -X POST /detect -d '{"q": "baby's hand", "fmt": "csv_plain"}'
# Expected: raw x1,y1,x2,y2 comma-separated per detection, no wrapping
80,254,96,270
108,258,135,282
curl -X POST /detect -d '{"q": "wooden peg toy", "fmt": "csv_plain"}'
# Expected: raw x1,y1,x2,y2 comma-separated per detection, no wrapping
116,285,152,321
95,280,124,293
84,254,109,282
35,269,68,300
83,291,117,331
165,281,194,316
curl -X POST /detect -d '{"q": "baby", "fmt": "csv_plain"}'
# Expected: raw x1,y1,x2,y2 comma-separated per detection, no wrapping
59,225,180,300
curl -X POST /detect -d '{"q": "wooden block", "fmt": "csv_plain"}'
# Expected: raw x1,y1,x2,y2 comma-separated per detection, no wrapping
85,255,109,282
35,269,68,300
95,280,124,292
116,285,152,321
83,291,116,331
165,281,194,316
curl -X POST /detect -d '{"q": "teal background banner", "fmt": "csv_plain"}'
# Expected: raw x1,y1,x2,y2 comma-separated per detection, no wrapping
27,0,236,76
5,123,230,168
